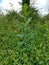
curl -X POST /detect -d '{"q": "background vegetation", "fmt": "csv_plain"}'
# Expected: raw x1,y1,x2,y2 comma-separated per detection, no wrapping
0,3,49,65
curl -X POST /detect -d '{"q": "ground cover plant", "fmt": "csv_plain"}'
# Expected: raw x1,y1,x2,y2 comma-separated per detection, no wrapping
0,4,49,65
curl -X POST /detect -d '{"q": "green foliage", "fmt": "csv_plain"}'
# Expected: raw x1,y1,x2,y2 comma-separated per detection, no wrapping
0,4,49,65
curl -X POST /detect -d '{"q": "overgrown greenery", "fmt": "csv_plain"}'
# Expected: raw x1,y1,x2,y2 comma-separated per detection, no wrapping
0,4,49,65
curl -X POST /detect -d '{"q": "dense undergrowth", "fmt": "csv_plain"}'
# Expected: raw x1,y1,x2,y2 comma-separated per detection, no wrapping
0,4,49,65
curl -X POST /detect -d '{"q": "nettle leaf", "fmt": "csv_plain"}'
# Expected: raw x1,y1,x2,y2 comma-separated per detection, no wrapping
39,61,43,64
22,4,28,13
26,44,32,52
16,34,25,38
18,13,25,19
17,41,25,47
26,17,32,26
27,33,35,38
